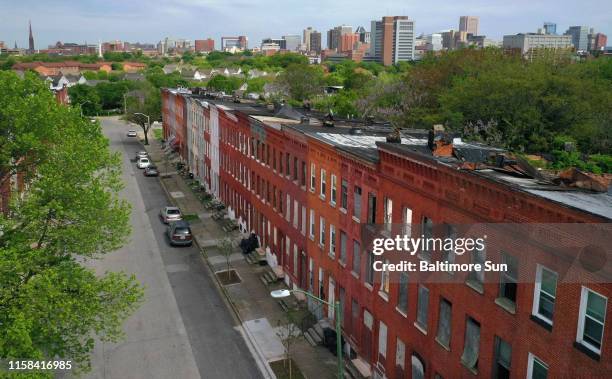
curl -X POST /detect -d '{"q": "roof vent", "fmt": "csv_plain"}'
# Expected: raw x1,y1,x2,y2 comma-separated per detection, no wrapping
349,127,363,135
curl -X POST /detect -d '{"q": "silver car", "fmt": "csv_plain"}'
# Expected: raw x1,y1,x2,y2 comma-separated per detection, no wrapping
160,206,182,224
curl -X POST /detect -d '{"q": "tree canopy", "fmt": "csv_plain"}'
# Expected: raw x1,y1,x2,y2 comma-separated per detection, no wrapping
0,71,143,374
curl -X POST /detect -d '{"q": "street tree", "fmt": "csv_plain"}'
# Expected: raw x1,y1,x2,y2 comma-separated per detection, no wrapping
275,63,324,101
275,311,303,379
125,83,161,145
0,71,144,374
218,237,234,281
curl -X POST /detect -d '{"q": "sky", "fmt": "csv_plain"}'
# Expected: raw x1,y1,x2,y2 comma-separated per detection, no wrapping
0,0,610,49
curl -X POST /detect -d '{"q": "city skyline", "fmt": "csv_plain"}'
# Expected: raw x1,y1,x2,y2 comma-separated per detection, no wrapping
1,0,610,50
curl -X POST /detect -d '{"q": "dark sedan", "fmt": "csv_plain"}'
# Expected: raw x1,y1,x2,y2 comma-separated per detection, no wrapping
144,165,159,177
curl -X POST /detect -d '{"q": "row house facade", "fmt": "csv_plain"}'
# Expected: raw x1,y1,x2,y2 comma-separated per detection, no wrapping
162,89,611,379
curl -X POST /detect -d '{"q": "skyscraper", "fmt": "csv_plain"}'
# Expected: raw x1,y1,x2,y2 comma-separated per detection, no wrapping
543,22,557,35
282,35,301,51
370,16,416,65
565,26,589,51
310,31,322,53
327,25,353,51
28,20,35,53
459,16,479,36
303,27,313,51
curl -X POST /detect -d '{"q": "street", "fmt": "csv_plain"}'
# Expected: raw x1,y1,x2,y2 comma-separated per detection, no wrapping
85,117,263,379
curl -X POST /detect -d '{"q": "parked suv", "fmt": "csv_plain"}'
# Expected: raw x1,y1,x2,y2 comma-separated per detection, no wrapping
166,220,193,246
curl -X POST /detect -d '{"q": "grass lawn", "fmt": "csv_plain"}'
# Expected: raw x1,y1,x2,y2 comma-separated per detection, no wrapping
270,359,305,379
153,129,163,141
182,214,200,222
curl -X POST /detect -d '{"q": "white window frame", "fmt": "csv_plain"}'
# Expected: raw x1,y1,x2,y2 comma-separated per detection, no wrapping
319,217,326,247
330,174,337,205
320,169,326,198
532,264,557,325
329,224,336,258
378,321,388,358
309,209,315,240
526,353,548,379
576,286,607,355
310,163,316,191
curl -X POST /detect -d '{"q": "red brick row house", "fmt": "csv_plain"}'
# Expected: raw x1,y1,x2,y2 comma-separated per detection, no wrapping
162,89,611,379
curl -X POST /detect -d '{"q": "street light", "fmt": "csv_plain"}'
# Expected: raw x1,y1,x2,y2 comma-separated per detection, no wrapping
270,289,344,379
78,100,91,117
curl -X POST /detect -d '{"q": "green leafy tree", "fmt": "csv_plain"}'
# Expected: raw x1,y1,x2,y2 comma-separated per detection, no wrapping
0,71,143,374
275,63,324,101
125,82,161,145
67,84,102,116
206,75,244,93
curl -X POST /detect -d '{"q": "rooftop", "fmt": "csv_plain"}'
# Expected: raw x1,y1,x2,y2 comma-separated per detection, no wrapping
165,88,612,220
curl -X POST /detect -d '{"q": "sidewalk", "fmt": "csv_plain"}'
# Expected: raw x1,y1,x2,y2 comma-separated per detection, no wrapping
144,139,338,379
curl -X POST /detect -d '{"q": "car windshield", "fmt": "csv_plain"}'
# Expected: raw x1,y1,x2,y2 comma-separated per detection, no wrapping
140,158,149,162
167,209,180,215
174,227,191,234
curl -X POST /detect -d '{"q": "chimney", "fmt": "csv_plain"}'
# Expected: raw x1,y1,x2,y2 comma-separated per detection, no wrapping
429,124,454,157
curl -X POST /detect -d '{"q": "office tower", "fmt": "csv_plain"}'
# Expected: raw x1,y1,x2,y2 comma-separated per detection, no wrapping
310,31,322,53
459,16,479,36
370,16,416,65
543,22,557,35
355,26,370,44
565,26,589,51
282,35,301,51
303,27,313,51
195,39,215,52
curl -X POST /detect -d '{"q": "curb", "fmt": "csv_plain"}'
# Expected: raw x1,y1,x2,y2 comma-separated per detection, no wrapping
146,144,276,379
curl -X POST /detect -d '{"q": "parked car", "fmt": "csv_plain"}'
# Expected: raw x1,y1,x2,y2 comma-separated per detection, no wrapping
144,165,159,177
137,157,151,169
127,130,137,137
135,151,148,159
160,206,182,224
166,220,193,246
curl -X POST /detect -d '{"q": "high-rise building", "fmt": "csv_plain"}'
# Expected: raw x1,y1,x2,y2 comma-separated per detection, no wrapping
459,16,479,36
426,33,443,51
565,26,589,51
543,22,557,35
303,27,314,51
503,33,573,60
310,31,322,53
587,31,607,53
282,35,301,51
261,38,286,50
370,16,416,65
355,26,371,44
28,20,35,53
221,36,248,51
327,25,353,51
195,39,215,52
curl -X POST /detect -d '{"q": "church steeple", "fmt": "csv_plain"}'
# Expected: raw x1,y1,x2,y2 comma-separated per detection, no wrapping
28,20,35,53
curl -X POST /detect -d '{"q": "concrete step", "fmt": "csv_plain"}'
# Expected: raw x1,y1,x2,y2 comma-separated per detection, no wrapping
307,327,322,344
259,275,269,288
304,332,317,347
313,323,325,340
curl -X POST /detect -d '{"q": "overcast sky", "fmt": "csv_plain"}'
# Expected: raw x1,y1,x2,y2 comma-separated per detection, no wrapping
1,0,610,49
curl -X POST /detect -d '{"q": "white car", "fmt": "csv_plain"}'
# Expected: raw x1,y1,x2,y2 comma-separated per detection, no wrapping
137,157,151,169
127,130,137,137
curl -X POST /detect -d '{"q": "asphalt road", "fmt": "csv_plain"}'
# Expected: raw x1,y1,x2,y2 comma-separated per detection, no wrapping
85,117,262,379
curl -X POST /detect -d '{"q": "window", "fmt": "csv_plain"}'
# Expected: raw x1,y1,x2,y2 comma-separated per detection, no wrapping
396,338,406,371
293,200,298,228
532,265,557,324
467,243,486,292
576,287,607,354
384,197,393,231
397,272,409,314
353,186,362,219
301,161,306,187
320,169,326,198
402,207,413,236
330,174,337,205
301,206,306,236
352,240,361,276
367,192,377,224
341,179,348,209
351,298,359,335
285,194,291,221
442,224,456,265
436,299,452,348
378,321,387,358
310,163,316,191
293,157,298,181
527,353,548,379
319,217,326,246
309,209,315,239
420,217,433,262
461,317,480,372
379,259,390,296
498,253,518,310
492,336,512,379
411,355,425,379
339,231,347,264
285,153,290,176
279,190,283,212
416,285,429,331
329,224,336,258
365,250,374,285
